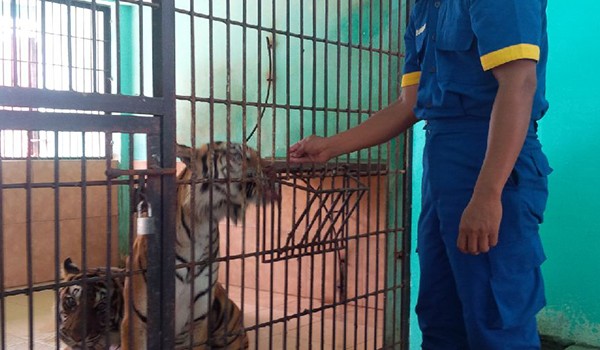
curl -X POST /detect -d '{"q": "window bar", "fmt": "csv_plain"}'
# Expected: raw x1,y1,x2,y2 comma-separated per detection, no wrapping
137,0,144,95
115,0,121,95
10,0,17,87
40,0,47,89
91,0,97,93
66,0,73,91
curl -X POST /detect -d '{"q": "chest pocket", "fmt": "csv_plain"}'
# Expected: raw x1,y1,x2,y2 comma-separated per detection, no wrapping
436,0,474,51
434,3,486,84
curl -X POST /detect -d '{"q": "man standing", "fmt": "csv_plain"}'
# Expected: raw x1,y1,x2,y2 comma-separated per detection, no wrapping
289,0,552,348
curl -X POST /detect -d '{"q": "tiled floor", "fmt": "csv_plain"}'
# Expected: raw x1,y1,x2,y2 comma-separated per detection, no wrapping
1,287,384,349
1,291,58,349
7,290,595,350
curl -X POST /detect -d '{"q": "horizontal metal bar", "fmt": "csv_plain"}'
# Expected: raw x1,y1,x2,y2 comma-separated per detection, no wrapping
106,167,177,179
0,111,161,134
0,87,165,115
173,9,404,58
0,179,135,189
176,94,381,117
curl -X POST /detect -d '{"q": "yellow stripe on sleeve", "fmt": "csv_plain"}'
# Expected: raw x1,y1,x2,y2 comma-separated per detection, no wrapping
480,44,540,71
401,71,421,87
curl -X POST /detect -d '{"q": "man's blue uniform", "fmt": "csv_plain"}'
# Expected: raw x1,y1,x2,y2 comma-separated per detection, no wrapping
402,0,553,348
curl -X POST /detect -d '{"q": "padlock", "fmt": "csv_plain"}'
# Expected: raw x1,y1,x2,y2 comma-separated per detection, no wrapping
136,200,155,236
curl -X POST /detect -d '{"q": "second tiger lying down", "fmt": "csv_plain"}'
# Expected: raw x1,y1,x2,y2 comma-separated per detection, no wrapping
121,142,279,349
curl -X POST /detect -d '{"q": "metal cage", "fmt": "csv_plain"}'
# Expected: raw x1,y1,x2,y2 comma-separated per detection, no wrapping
0,0,412,349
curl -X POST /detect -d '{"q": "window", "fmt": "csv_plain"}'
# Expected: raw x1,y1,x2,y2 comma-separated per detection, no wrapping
0,0,111,158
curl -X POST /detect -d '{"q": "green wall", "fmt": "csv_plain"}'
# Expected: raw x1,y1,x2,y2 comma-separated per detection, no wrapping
174,0,401,161
409,1,600,347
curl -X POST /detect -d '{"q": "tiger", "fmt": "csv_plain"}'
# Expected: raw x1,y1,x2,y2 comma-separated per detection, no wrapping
58,257,125,350
121,142,279,349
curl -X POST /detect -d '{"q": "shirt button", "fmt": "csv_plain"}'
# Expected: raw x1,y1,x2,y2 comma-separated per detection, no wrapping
431,34,436,41
429,66,436,73
434,1,441,8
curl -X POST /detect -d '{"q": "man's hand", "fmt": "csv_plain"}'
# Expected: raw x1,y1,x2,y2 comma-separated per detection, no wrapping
458,192,502,254
288,135,333,163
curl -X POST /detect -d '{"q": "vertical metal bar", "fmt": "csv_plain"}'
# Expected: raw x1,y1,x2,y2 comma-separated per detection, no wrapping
152,0,177,349
10,0,17,87
0,135,5,350
104,132,114,348
80,131,90,344
282,1,291,348
268,2,276,348
115,0,121,95
25,130,34,348
41,0,47,89
240,0,248,339
103,6,112,94
308,0,318,348
254,1,263,348
125,133,135,349
137,0,144,95
91,0,97,92
295,1,305,347
53,130,61,350
373,1,385,347
66,0,73,90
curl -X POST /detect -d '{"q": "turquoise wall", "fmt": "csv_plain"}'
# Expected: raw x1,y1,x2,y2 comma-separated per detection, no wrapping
536,0,600,345
409,1,600,347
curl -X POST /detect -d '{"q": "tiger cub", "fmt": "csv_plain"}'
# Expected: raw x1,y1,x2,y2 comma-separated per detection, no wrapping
59,257,124,350
121,142,278,349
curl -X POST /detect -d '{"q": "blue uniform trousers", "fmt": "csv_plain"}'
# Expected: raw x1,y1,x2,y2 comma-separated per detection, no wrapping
416,118,552,349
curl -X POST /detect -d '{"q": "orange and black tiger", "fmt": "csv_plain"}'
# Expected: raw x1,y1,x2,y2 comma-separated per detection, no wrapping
59,257,124,350
121,142,278,349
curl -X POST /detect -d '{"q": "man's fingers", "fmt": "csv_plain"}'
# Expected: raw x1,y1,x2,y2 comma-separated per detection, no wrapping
457,232,468,254
478,234,490,254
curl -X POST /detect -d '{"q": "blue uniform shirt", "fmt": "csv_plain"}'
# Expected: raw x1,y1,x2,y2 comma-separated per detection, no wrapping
401,0,549,120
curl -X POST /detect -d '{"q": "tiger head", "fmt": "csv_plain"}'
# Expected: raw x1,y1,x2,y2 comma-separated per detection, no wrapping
58,258,123,350
176,142,279,224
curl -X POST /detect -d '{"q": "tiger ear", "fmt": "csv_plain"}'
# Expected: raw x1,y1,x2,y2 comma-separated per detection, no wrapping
176,143,193,167
62,257,81,278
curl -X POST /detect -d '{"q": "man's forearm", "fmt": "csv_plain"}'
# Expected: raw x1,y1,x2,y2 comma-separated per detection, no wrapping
328,85,419,158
